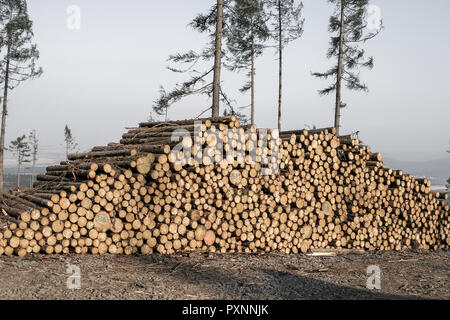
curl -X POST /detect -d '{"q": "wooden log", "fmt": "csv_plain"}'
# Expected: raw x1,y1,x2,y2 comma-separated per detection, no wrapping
68,149,137,161
138,116,235,128
10,193,52,208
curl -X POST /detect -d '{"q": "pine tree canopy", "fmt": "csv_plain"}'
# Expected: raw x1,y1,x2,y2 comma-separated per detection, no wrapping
8,134,30,163
154,1,230,117
64,125,78,154
312,0,382,103
221,0,271,123
265,0,304,48
0,0,43,88
226,0,269,73
154,1,254,120
28,129,38,161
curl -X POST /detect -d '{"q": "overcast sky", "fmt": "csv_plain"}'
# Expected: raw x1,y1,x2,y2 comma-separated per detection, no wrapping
4,0,450,165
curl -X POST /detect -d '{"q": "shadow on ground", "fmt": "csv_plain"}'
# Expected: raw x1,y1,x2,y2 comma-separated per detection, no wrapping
2,250,447,299
135,253,417,300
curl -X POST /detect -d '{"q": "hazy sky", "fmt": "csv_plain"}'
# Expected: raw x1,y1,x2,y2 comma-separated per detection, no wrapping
5,0,450,165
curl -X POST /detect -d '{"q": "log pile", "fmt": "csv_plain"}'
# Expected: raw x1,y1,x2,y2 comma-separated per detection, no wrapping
0,116,449,257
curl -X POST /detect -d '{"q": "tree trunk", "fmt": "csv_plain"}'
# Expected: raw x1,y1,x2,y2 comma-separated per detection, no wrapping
30,161,35,187
0,96,5,195
17,156,21,189
0,18,12,196
212,0,224,118
334,0,345,136
277,0,283,131
251,23,255,126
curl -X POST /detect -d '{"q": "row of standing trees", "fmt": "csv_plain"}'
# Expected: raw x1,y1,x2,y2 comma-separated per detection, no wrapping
5,125,78,189
153,0,382,135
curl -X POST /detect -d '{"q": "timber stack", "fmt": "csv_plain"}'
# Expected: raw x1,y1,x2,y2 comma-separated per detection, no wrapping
0,116,448,257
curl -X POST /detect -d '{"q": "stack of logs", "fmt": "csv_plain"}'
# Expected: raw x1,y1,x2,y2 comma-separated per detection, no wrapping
0,116,448,257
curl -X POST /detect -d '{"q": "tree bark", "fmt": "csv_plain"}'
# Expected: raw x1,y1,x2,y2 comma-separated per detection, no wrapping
251,21,255,126
334,0,345,136
277,0,283,131
0,14,12,196
17,155,21,189
212,0,224,117
138,115,233,128
0,95,5,195
30,161,35,188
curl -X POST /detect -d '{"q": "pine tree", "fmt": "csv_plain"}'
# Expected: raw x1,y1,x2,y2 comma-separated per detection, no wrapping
312,0,382,135
266,0,304,130
154,0,229,118
28,128,37,186
7,134,30,189
223,106,248,125
147,111,160,123
226,0,270,125
64,125,78,159
0,0,43,194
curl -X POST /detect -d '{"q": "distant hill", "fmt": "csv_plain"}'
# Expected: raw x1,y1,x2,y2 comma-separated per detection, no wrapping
383,157,450,186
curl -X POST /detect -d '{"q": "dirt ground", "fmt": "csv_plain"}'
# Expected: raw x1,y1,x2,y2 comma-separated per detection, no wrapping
0,249,448,300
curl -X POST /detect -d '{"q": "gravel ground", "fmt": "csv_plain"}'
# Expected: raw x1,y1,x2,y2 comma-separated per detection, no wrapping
0,249,448,300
